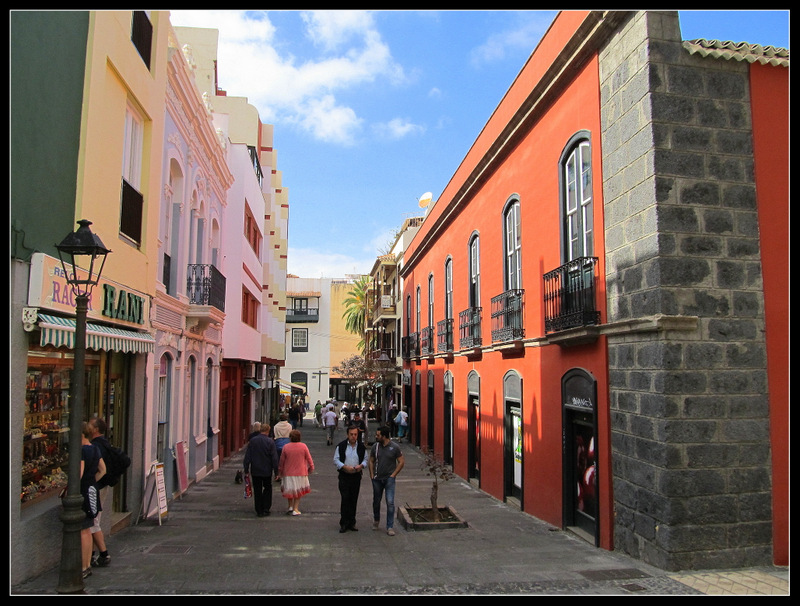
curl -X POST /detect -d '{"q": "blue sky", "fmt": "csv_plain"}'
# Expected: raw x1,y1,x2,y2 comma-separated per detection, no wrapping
169,10,789,279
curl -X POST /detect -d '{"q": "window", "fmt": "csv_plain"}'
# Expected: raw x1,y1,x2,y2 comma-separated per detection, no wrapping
444,259,453,320
241,287,259,329
244,202,262,256
292,328,308,352
503,199,522,290
416,285,421,333
428,274,435,328
131,10,153,69
120,103,144,244
562,138,593,261
469,234,480,307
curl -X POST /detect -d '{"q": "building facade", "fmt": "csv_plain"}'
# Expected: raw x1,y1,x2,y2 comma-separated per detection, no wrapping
174,25,289,459
150,23,234,501
400,10,787,571
11,11,171,585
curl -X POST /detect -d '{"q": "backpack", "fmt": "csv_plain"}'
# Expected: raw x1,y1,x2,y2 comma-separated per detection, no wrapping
95,436,131,488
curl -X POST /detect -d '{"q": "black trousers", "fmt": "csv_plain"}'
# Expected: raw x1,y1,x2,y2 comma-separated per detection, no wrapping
338,471,362,529
252,475,273,515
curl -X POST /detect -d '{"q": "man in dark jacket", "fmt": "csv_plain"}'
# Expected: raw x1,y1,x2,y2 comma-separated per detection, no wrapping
334,426,368,532
243,424,279,517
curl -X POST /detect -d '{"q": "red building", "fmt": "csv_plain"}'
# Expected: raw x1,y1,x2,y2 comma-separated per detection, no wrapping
400,11,787,571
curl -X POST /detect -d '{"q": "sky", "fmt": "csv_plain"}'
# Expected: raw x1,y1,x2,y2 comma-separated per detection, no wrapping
168,10,790,279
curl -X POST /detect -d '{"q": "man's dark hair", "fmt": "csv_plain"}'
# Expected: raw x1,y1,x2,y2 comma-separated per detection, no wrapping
91,417,107,434
377,426,390,438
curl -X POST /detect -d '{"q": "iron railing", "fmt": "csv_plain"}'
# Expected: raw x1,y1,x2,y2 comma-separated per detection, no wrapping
187,264,226,312
286,307,320,322
402,333,419,359
420,326,434,356
459,307,482,349
437,318,454,353
491,289,525,343
543,256,600,333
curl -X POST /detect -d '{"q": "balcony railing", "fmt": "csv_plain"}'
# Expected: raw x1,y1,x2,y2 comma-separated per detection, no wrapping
402,333,419,359
286,308,320,323
420,326,434,356
543,257,600,334
437,318,454,353
187,264,226,312
458,307,482,349
491,289,525,343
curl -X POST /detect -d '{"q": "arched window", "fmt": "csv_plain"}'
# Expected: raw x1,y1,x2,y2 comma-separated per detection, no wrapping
561,135,593,261
503,198,522,290
468,233,480,308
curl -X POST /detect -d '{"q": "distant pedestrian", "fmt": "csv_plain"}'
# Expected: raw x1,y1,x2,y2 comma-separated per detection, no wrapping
334,426,368,532
323,405,338,445
278,430,314,515
350,410,367,444
273,414,292,460
369,426,404,536
395,407,409,442
242,424,279,517
314,400,323,428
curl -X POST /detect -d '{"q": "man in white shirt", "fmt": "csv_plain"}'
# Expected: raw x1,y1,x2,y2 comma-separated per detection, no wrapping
395,408,409,443
323,406,339,445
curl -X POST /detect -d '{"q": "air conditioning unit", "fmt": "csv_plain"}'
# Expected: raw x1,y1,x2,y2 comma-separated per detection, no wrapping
245,363,256,378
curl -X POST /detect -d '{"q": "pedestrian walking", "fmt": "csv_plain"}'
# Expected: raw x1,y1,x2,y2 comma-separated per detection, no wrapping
278,430,314,515
395,407,409,442
368,426,404,536
323,405,338,445
334,426,368,533
242,424,279,517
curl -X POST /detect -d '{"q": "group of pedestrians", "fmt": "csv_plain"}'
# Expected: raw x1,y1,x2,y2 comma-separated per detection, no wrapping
243,423,314,517
242,409,405,536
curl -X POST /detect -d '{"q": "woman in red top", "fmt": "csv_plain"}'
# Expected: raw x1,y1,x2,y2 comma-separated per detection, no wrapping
278,430,315,515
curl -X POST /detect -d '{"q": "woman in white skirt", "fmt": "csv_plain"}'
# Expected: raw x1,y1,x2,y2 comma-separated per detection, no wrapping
278,430,315,515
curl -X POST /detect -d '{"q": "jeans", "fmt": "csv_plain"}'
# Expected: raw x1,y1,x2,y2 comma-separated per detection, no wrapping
371,476,396,529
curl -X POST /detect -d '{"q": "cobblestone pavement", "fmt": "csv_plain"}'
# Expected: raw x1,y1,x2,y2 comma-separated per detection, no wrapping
11,416,789,595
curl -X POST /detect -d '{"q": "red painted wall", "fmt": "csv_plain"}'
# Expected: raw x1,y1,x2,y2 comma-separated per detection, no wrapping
403,11,612,547
750,61,789,566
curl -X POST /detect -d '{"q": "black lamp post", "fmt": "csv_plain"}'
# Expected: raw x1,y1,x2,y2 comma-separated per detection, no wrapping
54,220,110,593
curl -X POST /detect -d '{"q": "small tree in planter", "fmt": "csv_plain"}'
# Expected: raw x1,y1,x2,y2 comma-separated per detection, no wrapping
420,447,457,522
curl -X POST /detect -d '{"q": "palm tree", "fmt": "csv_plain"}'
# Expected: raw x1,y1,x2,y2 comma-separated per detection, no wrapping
342,275,370,353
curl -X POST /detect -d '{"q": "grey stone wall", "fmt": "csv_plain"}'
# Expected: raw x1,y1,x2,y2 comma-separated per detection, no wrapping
599,11,772,571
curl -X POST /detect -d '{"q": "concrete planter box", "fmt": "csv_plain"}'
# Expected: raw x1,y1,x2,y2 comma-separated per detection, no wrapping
398,505,468,530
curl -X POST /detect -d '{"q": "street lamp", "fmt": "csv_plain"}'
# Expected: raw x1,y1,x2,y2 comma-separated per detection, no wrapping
55,220,110,594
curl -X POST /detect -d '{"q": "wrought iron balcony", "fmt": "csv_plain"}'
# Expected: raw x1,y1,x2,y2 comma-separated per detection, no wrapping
187,264,226,312
286,307,320,323
420,326,434,356
437,318,454,353
459,307,482,349
402,333,419,359
491,289,524,343
543,256,600,334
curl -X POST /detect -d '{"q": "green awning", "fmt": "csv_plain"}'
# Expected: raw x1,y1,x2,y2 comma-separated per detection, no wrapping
38,314,154,354
244,379,262,390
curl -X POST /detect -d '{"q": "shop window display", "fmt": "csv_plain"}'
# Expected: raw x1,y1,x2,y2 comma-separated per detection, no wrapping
21,348,99,506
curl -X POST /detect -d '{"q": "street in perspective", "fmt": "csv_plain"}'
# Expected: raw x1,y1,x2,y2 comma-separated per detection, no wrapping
11,414,788,595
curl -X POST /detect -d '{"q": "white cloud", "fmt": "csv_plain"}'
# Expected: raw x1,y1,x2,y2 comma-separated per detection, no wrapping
372,117,425,140
170,10,406,145
469,13,552,68
287,246,373,278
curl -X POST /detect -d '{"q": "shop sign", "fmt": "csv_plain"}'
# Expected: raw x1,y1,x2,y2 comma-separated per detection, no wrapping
28,252,150,329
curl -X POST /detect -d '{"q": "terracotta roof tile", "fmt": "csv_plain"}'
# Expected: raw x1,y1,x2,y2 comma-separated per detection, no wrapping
683,38,789,67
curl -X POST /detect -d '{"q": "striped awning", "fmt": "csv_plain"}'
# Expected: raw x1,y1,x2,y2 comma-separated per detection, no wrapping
38,314,155,354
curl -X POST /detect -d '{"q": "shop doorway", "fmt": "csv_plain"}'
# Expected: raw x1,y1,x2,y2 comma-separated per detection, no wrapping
427,371,435,451
467,371,480,484
503,371,523,504
443,371,453,465
562,368,598,545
